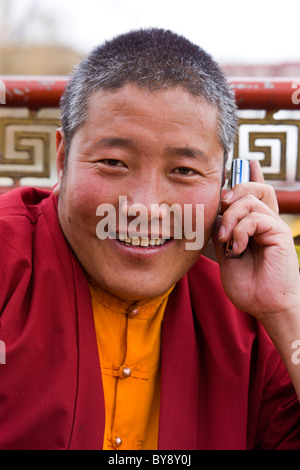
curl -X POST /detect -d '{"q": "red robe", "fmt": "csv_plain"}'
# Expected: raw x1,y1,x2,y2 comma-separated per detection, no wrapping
0,187,300,450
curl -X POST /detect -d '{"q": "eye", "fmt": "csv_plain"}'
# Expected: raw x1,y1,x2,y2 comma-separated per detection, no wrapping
172,167,196,176
101,159,125,167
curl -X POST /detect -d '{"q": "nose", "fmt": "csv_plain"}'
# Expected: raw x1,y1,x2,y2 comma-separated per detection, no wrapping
120,200,170,220
119,187,170,222
119,182,172,237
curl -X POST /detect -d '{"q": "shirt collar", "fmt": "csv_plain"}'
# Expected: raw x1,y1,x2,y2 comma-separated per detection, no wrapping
89,282,174,320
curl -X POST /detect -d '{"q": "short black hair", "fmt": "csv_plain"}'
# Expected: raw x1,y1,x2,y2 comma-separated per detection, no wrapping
60,28,237,159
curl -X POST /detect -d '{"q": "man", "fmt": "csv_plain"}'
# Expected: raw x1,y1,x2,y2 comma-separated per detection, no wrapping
0,28,300,450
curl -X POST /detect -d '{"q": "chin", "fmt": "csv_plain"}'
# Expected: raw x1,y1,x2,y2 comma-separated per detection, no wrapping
103,279,173,302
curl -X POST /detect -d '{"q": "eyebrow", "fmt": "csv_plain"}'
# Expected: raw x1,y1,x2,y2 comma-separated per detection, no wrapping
94,137,134,149
167,146,208,163
94,138,208,162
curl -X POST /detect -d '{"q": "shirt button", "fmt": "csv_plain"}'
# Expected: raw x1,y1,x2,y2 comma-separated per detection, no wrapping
122,367,132,378
115,437,122,447
128,307,139,318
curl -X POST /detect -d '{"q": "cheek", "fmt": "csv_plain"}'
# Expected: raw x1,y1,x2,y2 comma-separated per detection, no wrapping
204,196,221,224
181,187,221,232
64,175,118,226
66,187,95,228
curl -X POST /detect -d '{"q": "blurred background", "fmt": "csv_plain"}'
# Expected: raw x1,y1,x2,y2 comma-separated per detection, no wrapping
1,0,300,76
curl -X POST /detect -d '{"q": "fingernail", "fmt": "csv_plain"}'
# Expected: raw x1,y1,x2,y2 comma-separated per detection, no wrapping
222,191,234,203
218,225,226,239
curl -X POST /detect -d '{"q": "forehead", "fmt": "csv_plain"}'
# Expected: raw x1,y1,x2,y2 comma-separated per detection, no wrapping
84,83,219,135
68,84,224,168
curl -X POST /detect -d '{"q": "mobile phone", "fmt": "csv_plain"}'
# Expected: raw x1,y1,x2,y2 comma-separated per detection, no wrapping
224,158,250,258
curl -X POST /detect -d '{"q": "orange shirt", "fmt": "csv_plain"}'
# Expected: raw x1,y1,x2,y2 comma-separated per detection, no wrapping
90,284,174,450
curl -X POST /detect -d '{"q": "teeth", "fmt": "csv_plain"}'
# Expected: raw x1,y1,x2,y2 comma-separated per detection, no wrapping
118,235,169,247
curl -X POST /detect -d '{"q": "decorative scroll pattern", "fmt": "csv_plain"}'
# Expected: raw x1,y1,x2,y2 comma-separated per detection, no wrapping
0,108,300,191
0,109,60,187
232,110,300,190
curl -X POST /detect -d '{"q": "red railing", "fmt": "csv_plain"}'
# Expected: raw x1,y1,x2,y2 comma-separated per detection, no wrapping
231,78,300,110
1,76,300,213
233,78,300,213
2,76,299,110
1,76,68,108
0,75,300,110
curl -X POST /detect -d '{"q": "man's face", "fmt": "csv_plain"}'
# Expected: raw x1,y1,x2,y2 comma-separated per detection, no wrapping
55,84,224,300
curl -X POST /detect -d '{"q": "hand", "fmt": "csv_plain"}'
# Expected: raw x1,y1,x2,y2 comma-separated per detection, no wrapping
213,160,300,324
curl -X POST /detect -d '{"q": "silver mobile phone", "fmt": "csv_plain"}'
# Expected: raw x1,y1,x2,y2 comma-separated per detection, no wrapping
224,158,250,258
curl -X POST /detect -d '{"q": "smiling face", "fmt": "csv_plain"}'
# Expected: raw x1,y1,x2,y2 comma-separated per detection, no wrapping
54,84,224,301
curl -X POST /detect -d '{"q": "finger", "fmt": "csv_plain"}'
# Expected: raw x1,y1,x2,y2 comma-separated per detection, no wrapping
250,159,265,183
229,212,288,255
218,194,278,243
221,181,279,215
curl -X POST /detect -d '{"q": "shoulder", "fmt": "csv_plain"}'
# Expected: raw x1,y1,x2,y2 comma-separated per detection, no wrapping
0,187,55,253
0,187,59,274
0,187,71,316
0,186,53,221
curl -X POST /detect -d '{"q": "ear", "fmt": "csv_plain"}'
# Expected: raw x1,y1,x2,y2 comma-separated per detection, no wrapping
53,128,66,197
222,151,229,187
218,166,227,214
221,166,226,188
